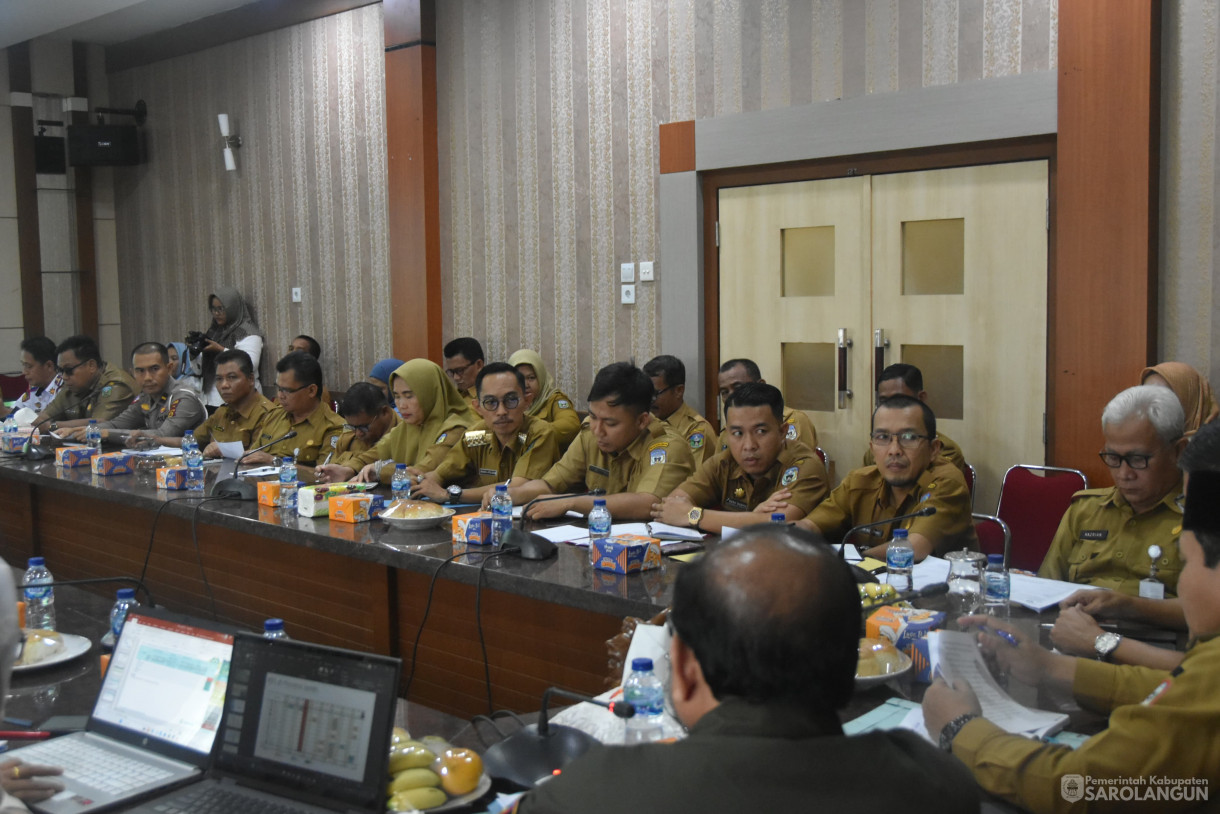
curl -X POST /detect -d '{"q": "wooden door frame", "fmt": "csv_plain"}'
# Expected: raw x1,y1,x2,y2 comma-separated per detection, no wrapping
702,135,1057,439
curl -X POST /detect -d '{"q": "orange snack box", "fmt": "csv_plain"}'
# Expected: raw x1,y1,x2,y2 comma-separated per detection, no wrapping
91,452,136,476
55,447,97,468
329,494,373,523
591,534,662,573
257,481,283,507
156,467,190,490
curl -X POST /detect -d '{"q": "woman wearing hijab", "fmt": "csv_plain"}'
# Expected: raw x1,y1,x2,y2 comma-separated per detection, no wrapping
367,358,404,402
508,349,581,450
1140,361,1219,436
339,359,475,484
199,287,264,408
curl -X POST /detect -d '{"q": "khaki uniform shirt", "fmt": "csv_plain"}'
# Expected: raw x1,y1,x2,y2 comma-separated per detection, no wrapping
101,381,207,437
719,407,818,454
359,420,471,483
951,633,1220,814
1038,486,1185,596
331,414,403,469
863,430,969,479
542,420,695,498
255,402,346,466
662,402,716,464
677,441,829,514
457,386,476,403
42,363,137,423
534,390,581,450
433,415,559,487
806,459,975,554
193,394,278,448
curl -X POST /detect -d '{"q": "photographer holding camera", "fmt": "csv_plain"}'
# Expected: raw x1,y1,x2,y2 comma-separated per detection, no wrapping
189,287,264,412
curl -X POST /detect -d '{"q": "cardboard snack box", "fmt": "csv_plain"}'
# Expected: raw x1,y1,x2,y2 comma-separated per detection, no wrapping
591,534,662,574
91,452,136,476
55,447,98,468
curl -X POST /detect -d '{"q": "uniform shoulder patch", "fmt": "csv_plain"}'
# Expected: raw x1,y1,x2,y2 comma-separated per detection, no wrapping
688,432,705,450
102,385,113,396
649,447,667,466
437,432,448,443
920,491,932,503
781,465,799,486
557,399,572,409
785,423,798,440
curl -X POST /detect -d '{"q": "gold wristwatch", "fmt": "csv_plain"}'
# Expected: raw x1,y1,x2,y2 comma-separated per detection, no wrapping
687,507,703,530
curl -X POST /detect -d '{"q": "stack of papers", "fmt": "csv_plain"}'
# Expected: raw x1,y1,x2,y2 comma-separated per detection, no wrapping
530,522,704,549
1008,573,1098,611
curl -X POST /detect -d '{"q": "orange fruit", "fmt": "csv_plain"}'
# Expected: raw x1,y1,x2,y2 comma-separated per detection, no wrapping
437,748,483,796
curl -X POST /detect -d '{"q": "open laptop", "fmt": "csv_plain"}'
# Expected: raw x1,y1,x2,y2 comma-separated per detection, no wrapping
127,632,402,814
17,607,237,814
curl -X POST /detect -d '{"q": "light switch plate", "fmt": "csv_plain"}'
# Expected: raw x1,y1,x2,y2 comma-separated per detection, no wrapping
620,262,635,283
639,261,654,281
621,284,635,304
291,287,302,303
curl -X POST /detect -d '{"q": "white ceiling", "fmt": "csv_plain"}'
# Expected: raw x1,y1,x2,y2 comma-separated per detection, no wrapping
0,0,265,51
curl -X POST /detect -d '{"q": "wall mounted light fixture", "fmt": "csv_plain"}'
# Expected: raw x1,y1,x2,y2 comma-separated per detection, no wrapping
217,114,242,171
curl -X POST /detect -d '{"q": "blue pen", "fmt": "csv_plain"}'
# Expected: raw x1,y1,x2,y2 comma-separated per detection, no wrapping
978,625,1019,647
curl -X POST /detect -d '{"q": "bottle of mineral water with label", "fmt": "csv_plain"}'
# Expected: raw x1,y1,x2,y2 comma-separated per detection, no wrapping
622,657,665,743
85,419,102,452
588,498,612,563
109,588,139,639
279,455,298,508
984,554,1011,618
23,557,55,631
886,528,914,593
392,464,410,502
489,484,512,546
183,431,204,491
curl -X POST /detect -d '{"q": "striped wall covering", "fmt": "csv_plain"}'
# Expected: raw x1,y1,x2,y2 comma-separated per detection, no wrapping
109,4,389,392
436,0,1058,406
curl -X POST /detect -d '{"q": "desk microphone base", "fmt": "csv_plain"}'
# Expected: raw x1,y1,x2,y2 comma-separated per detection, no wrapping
481,723,600,790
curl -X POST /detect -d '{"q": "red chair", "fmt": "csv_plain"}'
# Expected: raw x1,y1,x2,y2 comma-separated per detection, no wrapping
815,446,827,466
963,463,976,510
994,464,1088,572
0,373,27,403
973,513,1012,569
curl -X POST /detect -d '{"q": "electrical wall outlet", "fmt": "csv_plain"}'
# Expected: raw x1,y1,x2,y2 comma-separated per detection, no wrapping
639,261,654,281
620,262,635,283
291,287,302,303
621,284,635,304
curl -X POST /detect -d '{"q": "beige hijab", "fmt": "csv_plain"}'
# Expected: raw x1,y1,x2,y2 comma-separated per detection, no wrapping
1140,362,1219,436
388,359,475,461
509,349,558,417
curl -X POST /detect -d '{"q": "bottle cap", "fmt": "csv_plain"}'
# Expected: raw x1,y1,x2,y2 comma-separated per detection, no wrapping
987,554,1004,565
893,528,908,538
496,484,507,492
395,463,406,471
771,513,785,523
116,588,136,599
27,557,45,567
264,618,284,632
594,498,607,506
631,657,653,672
88,419,97,424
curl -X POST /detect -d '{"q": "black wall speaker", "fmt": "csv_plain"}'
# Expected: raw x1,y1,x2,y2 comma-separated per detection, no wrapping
67,125,141,166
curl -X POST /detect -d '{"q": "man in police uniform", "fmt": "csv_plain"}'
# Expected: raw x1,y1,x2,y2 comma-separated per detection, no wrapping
6,336,61,418
923,440,1220,813
66,343,205,443
799,395,973,561
652,383,829,534
643,354,715,463
512,362,696,522
243,351,344,469
862,363,969,477
443,337,485,402
411,363,558,505
313,383,402,481
716,358,818,453
35,335,136,428
1040,385,1187,598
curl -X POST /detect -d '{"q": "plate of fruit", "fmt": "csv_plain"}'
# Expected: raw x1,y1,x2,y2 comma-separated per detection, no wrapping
387,730,490,812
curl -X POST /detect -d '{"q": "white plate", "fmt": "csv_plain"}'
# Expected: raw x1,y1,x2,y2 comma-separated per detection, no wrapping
388,774,491,812
14,631,92,673
380,506,456,530
854,649,913,689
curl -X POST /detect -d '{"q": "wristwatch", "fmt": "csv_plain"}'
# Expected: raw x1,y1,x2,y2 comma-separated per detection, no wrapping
1094,631,1123,661
939,712,979,752
687,507,703,530
446,485,463,504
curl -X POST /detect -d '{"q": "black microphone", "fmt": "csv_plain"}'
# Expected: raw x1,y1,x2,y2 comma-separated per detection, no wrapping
481,686,636,790
896,581,949,602
840,506,937,556
18,415,57,461
503,489,609,561
19,575,155,607
211,430,299,499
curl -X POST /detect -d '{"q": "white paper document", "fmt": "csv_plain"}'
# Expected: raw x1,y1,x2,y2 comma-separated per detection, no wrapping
122,445,186,457
912,554,950,590
216,441,245,460
831,544,862,562
536,522,702,549
1008,572,1099,612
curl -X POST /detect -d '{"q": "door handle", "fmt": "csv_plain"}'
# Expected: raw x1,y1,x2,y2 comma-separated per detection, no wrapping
837,328,853,409
873,329,890,392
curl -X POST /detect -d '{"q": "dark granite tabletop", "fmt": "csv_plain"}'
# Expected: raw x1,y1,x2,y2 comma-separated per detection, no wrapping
0,451,678,620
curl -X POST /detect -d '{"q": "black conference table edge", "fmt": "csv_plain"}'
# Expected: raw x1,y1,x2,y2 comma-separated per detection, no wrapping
0,453,676,621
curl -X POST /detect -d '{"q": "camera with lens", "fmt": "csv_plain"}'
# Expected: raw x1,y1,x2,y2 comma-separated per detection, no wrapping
185,331,210,355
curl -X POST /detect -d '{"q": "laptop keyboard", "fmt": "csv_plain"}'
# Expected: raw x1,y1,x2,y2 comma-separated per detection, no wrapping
19,737,174,796
147,784,309,814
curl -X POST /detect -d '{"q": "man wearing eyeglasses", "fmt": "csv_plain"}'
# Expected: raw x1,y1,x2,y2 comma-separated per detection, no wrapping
797,394,974,561
410,363,558,505
644,355,715,463
443,337,485,402
34,335,136,429
1039,385,1187,601
313,383,402,482
243,351,344,468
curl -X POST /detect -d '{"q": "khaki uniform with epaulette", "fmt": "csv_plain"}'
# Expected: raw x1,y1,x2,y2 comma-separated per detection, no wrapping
663,402,716,464
255,403,346,466
330,414,403,470
42,363,137,424
193,394,278,448
677,441,830,514
542,420,696,498
101,381,207,438
718,407,818,455
1038,485,1185,596
432,415,559,487
532,390,582,451
863,431,969,479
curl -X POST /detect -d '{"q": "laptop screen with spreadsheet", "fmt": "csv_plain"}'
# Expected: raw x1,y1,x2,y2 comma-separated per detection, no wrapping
212,633,400,811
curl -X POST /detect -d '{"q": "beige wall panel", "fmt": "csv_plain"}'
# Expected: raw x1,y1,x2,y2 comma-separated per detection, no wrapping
98,323,124,369
0,219,22,329
36,189,75,272
29,38,72,96
0,107,14,218
95,218,120,325
0,328,24,365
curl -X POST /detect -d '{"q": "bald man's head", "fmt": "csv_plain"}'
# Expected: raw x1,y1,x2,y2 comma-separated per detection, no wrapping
669,525,861,712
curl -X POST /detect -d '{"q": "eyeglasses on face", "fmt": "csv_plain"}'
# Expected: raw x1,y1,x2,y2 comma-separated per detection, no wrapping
869,430,932,449
652,385,674,402
1098,450,1159,470
277,383,312,396
445,362,473,380
56,361,90,376
480,393,521,412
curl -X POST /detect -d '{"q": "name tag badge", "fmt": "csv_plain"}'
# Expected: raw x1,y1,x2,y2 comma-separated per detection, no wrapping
1080,530,1109,541
478,468,497,477
1139,578,1165,600
724,498,748,511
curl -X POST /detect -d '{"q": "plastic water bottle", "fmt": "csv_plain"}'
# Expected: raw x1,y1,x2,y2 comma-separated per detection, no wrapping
886,528,914,593
109,588,139,639
622,657,665,743
23,557,55,631
85,419,102,452
489,484,512,547
984,554,1011,618
263,618,288,639
392,464,410,502
3,414,16,436
588,498,612,563
279,455,298,508
183,430,204,491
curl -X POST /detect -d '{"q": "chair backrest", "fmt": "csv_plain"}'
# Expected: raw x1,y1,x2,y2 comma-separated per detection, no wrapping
0,373,27,403
815,446,827,466
963,463,976,510
973,513,1012,569
995,464,1088,572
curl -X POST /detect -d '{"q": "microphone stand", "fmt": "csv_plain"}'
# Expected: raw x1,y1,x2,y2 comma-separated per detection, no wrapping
481,686,636,790
839,506,937,584
210,430,299,500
